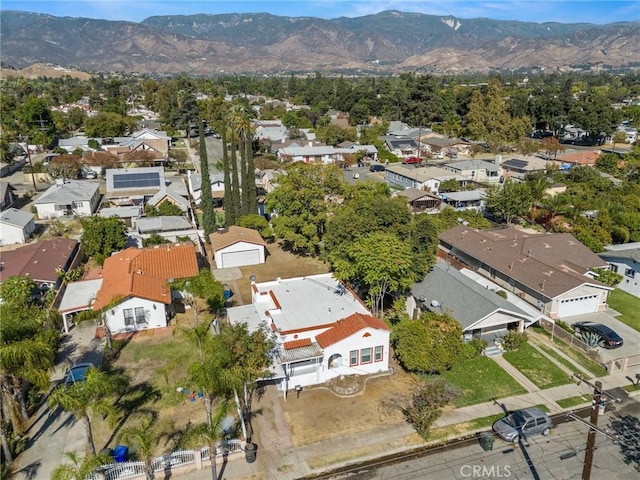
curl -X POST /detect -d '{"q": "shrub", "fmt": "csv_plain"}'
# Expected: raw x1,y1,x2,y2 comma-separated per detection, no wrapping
461,338,488,359
495,290,508,299
498,330,528,351
555,320,574,334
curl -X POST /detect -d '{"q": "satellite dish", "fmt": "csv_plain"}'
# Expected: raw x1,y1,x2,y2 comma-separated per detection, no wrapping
249,275,256,282
418,296,426,303
430,300,441,308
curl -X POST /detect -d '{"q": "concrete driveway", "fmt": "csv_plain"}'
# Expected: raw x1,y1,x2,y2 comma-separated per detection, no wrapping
563,311,640,363
13,322,105,480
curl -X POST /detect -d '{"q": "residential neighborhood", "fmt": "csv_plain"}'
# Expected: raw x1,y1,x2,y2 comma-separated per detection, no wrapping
1,57,640,480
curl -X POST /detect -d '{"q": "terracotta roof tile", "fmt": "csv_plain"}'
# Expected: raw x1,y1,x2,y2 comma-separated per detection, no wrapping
283,338,312,350
557,151,600,165
315,313,390,348
93,243,198,310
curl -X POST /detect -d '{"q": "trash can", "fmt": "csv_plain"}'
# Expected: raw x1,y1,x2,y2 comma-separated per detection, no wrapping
479,433,495,451
245,443,257,463
112,445,128,463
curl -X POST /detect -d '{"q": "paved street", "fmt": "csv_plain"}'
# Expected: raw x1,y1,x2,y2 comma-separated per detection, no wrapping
13,322,105,480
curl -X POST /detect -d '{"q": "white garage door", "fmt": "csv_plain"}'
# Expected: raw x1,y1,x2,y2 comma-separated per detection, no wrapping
558,294,600,318
220,249,261,268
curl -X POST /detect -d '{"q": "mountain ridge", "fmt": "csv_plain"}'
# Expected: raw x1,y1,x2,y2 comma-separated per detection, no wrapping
1,10,639,75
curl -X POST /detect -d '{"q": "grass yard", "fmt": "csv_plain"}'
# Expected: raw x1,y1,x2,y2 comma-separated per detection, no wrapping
531,327,608,378
607,288,640,332
557,394,592,409
624,384,640,393
534,343,590,379
503,343,573,389
439,356,527,407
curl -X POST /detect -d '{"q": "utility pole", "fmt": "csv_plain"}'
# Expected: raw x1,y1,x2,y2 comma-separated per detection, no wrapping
582,380,602,480
22,137,38,192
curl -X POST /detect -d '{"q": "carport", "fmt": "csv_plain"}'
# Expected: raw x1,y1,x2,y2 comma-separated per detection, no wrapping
57,278,103,333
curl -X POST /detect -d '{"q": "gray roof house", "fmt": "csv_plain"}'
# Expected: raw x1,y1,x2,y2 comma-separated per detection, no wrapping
385,164,468,194
443,160,502,183
133,216,201,250
105,166,166,205
186,170,225,204
34,180,101,219
598,243,640,298
408,262,538,339
380,136,418,157
0,208,36,245
439,226,611,320
147,185,191,213
440,190,487,212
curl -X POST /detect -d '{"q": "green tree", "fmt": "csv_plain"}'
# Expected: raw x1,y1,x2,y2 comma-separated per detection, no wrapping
592,267,622,287
84,112,130,137
142,233,171,247
173,269,225,324
199,121,216,236
0,276,37,305
80,216,128,265
266,163,346,254
47,367,126,455
118,413,173,480
315,124,357,146
181,400,230,480
485,179,533,224
236,214,273,239
51,451,114,480
611,131,627,153
392,312,465,373
333,231,419,318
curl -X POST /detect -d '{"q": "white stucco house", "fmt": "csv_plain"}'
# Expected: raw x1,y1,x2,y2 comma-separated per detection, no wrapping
227,273,391,396
210,226,268,269
0,208,36,245
92,243,199,334
34,180,101,219
598,243,640,298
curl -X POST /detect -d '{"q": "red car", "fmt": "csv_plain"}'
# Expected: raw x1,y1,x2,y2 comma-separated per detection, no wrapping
402,156,422,164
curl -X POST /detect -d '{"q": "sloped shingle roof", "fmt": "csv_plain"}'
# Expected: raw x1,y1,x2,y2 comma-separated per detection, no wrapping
210,226,267,252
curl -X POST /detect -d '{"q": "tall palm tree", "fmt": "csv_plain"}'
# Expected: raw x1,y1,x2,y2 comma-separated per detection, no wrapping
228,105,256,217
182,400,230,480
118,413,173,480
51,451,113,480
48,367,126,455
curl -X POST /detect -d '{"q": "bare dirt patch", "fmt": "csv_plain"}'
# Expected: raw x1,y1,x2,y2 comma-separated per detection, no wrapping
253,360,417,448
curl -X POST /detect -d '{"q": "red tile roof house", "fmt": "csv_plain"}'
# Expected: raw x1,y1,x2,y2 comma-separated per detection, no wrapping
226,273,390,398
91,243,199,335
438,226,612,320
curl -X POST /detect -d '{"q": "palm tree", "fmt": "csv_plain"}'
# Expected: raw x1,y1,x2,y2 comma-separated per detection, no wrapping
182,400,230,480
51,451,113,480
118,413,173,480
227,105,256,217
47,367,126,455
541,194,570,228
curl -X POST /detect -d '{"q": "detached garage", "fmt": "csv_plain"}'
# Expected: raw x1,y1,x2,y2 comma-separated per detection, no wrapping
210,226,268,269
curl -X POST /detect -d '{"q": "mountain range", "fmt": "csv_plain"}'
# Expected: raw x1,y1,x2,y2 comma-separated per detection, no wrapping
1,10,639,75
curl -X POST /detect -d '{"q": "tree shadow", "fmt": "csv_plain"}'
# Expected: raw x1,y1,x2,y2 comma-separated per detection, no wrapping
103,381,162,449
12,460,41,480
609,414,640,472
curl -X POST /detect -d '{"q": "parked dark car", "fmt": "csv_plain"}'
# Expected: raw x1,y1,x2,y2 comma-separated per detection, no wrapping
402,156,421,164
493,407,552,443
571,321,624,349
369,164,386,172
64,362,96,385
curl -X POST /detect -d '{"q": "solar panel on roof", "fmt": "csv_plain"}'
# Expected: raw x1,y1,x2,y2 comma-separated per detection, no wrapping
503,159,528,169
113,172,161,189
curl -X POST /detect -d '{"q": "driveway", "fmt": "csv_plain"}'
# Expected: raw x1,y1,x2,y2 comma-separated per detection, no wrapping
13,322,105,480
563,311,640,363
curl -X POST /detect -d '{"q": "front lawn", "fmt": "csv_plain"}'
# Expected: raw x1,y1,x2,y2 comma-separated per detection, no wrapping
607,288,640,332
557,394,591,409
503,343,573,389
535,343,590,379
439,356,527,407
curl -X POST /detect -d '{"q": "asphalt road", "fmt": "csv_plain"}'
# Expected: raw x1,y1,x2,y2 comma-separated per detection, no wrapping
338,399,640,480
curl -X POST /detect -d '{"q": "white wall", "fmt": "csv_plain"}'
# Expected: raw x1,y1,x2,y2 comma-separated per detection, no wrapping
105,296,168,334
0,220,35,245
214,242,265,267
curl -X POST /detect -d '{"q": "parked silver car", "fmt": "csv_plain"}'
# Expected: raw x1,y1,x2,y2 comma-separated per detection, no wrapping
492,407,552,443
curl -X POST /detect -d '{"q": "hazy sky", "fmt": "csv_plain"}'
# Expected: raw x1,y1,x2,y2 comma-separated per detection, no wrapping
2,1,639,25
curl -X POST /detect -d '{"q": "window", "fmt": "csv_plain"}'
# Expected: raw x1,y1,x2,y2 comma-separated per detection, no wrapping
374,345,383,362
123,308,134,326
134,307,146,325
625,268,635,278
72,201,83,209
360,347,372,364
610,265,618,274
349,350,358,366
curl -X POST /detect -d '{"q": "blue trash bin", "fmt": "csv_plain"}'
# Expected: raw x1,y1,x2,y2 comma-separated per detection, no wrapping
112,445,128,463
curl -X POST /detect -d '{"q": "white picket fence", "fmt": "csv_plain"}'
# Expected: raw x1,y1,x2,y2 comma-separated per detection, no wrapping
92,440,244,480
